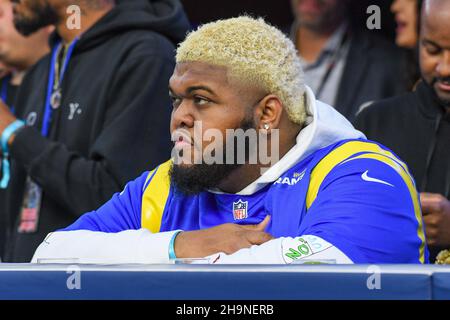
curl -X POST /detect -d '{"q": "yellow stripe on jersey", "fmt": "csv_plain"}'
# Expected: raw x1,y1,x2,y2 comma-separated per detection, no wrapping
305,140,425,263
141,160,173,233
143,168,156,190
306,140,410,209
347,153,426,264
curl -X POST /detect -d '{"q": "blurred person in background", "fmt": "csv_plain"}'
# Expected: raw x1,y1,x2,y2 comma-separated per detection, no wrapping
290,0,408,122
0,0,51,261
0,0,51,111
392,0,421,49
0,0,190,262
355,0,450,263
391,0,423,90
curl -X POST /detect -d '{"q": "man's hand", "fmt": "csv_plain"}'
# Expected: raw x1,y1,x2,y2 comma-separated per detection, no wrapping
0,99,18,147
420,193,450,247
174,215,273,258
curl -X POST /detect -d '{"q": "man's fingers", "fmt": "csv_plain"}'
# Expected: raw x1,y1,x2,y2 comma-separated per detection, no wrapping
255,215,271,231
421,200,443,215
420,193,445,215
245,230,274,245
420,193,446,202
421,203,433,216
241,215,271,231
423,215,435,227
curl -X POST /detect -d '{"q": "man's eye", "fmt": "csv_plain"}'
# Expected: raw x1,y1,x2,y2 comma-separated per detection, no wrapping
171,96,181,107
193,96,209,105
426,45,441,55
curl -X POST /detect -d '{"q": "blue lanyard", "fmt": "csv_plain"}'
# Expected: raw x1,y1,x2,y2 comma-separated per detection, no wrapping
41,38,78,137
1,74,14,113
1,75,9,101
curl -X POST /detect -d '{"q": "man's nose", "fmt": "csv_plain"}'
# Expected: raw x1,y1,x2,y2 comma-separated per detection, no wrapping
171,100,195,130
436,51,450,78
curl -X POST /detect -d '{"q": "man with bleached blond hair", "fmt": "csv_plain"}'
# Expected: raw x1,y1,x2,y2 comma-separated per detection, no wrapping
32,17,428,265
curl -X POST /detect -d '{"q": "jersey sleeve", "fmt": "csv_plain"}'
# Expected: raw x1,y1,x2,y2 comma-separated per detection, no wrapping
32,164,182,264
61,171,150,232
298,156,428,264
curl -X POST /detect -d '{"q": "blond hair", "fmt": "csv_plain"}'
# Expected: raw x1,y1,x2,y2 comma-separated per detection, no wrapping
176,16,306,125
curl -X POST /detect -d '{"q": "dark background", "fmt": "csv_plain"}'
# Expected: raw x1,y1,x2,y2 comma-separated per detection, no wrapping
182,0,397,41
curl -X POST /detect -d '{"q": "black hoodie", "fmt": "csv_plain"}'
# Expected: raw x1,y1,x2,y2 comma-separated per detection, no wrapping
2,0,190,262
354,81,450,262
0,76,18,260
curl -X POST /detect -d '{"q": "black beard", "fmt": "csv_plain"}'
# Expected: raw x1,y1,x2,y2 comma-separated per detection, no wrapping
170,162,242,196
430,77,450,108
170,118,256,196
13,2,59,36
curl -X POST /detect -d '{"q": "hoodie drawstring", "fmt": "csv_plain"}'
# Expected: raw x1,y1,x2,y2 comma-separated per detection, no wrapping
421,113,443,193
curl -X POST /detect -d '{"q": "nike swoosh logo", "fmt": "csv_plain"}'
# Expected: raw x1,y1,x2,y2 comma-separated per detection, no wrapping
361,170,394,187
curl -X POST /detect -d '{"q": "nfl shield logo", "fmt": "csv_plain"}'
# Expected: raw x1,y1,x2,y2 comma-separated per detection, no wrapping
233,200,248,220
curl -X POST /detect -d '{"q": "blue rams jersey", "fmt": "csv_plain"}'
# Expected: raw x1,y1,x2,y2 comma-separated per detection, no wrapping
64,139,429,264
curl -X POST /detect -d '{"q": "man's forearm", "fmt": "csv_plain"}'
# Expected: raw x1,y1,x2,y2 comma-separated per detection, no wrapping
31,229,181,264
208,235,354,264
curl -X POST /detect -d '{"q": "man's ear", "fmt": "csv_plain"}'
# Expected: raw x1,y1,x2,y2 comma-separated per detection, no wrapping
255,94,283,131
